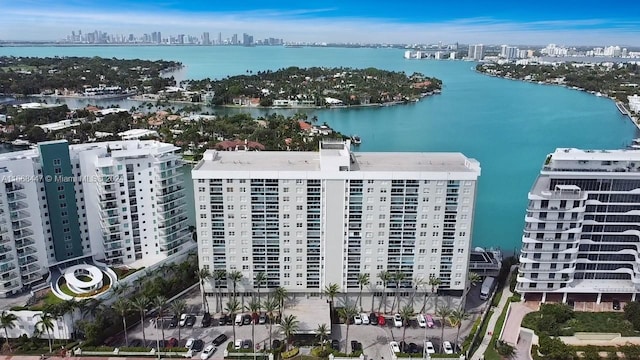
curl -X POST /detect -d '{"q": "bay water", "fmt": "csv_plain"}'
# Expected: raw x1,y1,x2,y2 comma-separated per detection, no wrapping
1,46,636,252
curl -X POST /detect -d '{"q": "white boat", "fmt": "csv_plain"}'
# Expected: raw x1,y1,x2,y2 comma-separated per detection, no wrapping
351,135,362,145
11,139,31,147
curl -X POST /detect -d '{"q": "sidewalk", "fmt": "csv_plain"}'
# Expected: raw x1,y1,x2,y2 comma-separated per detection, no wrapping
470,285,513,360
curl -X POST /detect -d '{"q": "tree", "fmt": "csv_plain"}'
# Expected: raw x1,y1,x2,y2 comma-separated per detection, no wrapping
113,298,132,347
280,314,299,351
274,287,288,317
131,296,151,346
228,270,243,303
356,273,370,311
36,312,55,353
153,295,168,344
196,268,211,314
254,272,267,308
496,340,517,359
409,277,425,309
0,311,17,352
170,299,187,343
338,306,358,353
316,323,329,352
436,306,452,353
262,297,279,350
424,276,441,313
399,305,415,352
225,299,241,346
459,272,481,311
324,283,340,310
391,271,406,313
377,271,391,313
448,309,469,349
213,270,227,313
246,300,261,354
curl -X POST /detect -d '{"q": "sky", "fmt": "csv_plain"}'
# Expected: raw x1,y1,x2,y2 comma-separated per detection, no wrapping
1,0,640,46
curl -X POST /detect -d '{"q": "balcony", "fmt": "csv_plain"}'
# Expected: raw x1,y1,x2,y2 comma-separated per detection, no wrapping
11,219,32,231
5,183,25,193
6,193,27,202
10,210,30,222
0,264,16,274
20,263,40,275
17,247,37,258
8,201,27,211
0,246,11,255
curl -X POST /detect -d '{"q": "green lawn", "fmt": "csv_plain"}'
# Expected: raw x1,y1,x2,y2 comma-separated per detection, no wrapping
522,311,636,336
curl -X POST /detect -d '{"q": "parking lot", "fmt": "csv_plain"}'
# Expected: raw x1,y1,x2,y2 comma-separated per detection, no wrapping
120,286,485,359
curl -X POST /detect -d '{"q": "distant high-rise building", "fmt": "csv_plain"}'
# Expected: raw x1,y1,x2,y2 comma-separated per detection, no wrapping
468,44,485,61
202,32,210,45
231,33,238,45
242,33,253,46
218,32,222,45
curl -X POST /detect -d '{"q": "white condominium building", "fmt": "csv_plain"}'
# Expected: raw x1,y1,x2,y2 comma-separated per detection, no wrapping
0,140,191,297
192,141,481,296
517,148,640,304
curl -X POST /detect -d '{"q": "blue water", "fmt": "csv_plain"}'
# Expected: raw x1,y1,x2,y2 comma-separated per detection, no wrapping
1,46,636,251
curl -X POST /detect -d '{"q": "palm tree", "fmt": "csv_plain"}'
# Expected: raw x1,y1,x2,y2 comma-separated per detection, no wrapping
399,305,415,352
338,306,358,353
225,299,241,346
61,300,78,339
36,312,55,353
459,272,482,311
323,283,340,310
315,323,329,352
391,271,406,313
196,268,212,314
263,297,278,350
228,270,243,303
170,299,187,343
113,282,131,297
280,314,299,351
153,295,168,343
254,272,267,307
356,273,370,311
377,271,391,313
448,309,470,350
213,270,227,313
113,298,132,347
246,300,261,354
424,276,442,313
131,296,151,346
436,306,452,353
0,311,17,352
274,287,288,317
409,277,425,309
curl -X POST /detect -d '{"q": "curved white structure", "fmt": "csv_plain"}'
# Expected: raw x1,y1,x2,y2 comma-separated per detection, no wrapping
63,265,104,295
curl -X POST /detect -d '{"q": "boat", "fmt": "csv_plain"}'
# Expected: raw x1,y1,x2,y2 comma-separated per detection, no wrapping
11,139,32,147
351,135,362,145
283,44,303,48
616,102,629,115
629,138,640,149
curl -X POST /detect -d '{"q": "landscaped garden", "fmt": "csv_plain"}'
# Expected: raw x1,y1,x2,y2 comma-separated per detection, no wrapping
522,304,636,336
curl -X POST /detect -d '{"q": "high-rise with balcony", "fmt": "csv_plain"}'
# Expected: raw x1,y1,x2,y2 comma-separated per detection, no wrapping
517,148,640,304
192,141,481,297
0,140,191,297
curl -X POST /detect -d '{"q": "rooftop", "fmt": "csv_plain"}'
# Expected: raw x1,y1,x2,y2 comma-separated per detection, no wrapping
551,148,640,162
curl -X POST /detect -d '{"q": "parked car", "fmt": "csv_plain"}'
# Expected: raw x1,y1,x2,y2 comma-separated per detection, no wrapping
186,315,196,327
243,314,252,325
242,339,252,350
234,339,243,350
353,314,362,325
201,345,216,360
408,343,419,354
360,313,369,325
390,341,401,353
226,315,234,325
378,314,386,326
613,300,621,310
417,314,426,328
393,313,403,327
424,341,435,355
212,334,228,346
169,316,178,327
425,314,435,328
443,341,454,355
179,313,188,327
186,338,196,349
273,339,282,350
259,313,267,324
202,313,212,327
369,312,378,325
331,339,339,350
218,314,228,326
192,340,204,352
235,314,243,326
167,338,178,348
129,339,143,347
351,340,359,353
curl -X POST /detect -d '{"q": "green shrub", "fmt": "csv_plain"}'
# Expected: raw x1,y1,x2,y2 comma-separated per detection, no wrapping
462,316,482,351
510,294,521,302
282,347,299,359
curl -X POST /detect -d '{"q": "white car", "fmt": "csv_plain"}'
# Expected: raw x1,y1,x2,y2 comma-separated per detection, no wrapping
443,341,454,354
179,313,188,327
185,338,195,349
417,314,426,328
200,345,216,360
360,313,370,325
234,339,243,350
393,313,403,327
353,314,362,325
424,341,435,355
389,341,400,353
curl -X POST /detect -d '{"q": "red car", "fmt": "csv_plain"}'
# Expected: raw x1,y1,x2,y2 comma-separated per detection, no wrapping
378,314,386,326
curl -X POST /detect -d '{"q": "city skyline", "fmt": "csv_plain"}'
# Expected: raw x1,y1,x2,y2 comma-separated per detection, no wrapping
2,0,640,45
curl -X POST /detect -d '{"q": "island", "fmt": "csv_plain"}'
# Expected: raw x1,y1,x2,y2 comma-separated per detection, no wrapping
476,62,640,124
